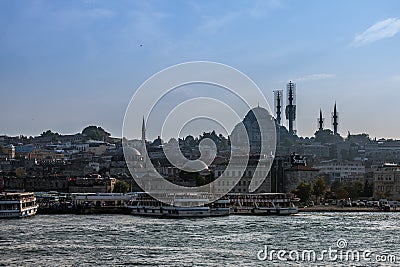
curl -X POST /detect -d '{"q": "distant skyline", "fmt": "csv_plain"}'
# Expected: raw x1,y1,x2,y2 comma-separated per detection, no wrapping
1,1,400,139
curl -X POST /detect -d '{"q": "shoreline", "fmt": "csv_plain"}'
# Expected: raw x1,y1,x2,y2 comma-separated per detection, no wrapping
299,206,400,212
36,206,400,215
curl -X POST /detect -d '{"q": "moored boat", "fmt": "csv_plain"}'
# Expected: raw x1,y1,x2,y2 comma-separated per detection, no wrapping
228,193,299,215
126,192,230,218
0,192,38,218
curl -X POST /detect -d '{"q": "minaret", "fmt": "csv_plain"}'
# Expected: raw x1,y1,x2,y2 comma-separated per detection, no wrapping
285,81,296,135
318,109,324,131
141,116,146,156
274,90,283,125
332,102,339,135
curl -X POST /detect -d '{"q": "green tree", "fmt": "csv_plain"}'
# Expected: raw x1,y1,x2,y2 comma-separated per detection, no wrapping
330,180,341,193
313,176,328,203
113,180,130,193
293,182,313,203
362,180,373,197
343,182,363,200
40,130,59,141
335,187,349,199
82,126,111,141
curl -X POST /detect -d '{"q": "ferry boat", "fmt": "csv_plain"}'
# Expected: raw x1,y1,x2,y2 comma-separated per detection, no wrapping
0,192,38,218
228,193,299,215
126,192,230,218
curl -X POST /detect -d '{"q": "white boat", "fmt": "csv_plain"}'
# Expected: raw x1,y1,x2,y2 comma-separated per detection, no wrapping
208,196,230,216
0,192,38,218
126,192,230,218
229,193,299,215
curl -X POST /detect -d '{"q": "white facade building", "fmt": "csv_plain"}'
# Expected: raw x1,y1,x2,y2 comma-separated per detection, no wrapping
314,159,365,183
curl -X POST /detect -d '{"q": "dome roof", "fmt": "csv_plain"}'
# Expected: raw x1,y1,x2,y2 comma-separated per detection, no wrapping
244,106,271,123
125,147,141,156
182,160,209,172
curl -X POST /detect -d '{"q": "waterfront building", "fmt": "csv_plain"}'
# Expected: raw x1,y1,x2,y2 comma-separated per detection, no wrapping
68,175,116,193
214,155,272,194
373,163,400,201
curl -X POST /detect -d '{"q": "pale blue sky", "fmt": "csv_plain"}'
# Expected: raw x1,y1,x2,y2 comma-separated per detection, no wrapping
1,0,400,139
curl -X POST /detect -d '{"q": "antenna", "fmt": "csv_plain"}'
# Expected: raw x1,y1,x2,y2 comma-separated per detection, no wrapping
285,81,296,135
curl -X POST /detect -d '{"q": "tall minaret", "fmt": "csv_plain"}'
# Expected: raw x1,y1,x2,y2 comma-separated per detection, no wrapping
332,102,339,135
318,109,324,131
274,90,283,125
141,116,146,156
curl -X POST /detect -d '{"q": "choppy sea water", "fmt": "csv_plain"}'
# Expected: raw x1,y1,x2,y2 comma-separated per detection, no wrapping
1,212,399,266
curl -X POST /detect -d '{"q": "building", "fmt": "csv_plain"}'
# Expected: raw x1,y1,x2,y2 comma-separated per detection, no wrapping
68,175,116,193
87,142,114,156
2,176,69,192
214,155,272,194
14,145,36,159
314,159,365,183
0,145,15,159
285,165,319,193
373,164,400,200
365,140,400,164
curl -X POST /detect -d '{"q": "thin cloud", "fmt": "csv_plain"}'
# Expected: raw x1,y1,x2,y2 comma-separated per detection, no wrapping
295,73,336,82
198,12,239,35
197,0,282,35
85,8,116,20
393,74,400,81
351,18,400,47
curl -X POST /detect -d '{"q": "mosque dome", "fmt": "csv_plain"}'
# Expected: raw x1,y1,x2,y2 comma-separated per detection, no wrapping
124,147,142,162
244,106,271,123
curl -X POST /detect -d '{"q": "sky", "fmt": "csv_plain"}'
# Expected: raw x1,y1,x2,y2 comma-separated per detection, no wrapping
1,0,400,140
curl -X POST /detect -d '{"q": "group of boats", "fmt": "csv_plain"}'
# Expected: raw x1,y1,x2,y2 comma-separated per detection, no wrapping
0,191,299,219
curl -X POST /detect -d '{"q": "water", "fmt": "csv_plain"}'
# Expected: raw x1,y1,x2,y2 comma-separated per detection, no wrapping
1,213,399,266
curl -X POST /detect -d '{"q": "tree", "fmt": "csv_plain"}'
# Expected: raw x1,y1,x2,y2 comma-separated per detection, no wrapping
313,177,328,203
40,130,59,142
293,182,313,203
82,126,111,141
344,182,363,200
331,180,341,192
335,187,349,199
314,129,343,144
363,180,373,197
113,180,130,193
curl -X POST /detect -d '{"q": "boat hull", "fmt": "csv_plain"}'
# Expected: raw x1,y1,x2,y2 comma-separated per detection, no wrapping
127,206,211,218
0,206,38,218
230,206,298,215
